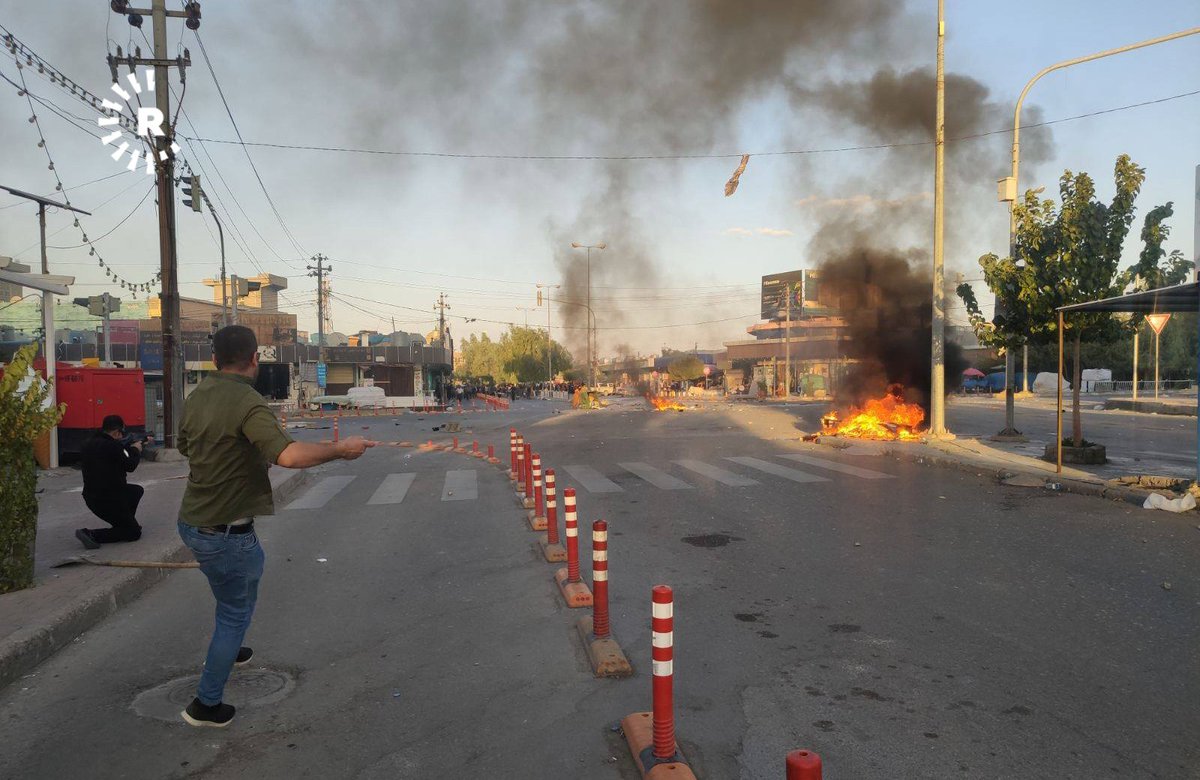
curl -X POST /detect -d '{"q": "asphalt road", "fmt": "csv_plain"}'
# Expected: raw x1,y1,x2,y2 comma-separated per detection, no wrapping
1,399,1196,778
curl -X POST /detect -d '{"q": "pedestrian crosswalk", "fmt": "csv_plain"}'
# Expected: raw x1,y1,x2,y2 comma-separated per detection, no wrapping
282,451,896,509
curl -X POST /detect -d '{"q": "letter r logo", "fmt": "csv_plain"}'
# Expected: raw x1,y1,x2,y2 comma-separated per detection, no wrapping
136,107,165,138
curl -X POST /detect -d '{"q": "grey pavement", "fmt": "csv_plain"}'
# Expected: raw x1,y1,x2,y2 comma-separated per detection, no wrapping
0,452,309,692
0,398,1195,778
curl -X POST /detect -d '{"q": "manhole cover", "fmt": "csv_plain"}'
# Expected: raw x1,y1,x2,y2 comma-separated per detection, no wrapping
132,668,296,722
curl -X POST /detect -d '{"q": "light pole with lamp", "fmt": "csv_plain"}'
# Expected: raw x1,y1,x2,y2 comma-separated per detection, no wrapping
537,283,561,392
570,242,606,388
995,25,1200,440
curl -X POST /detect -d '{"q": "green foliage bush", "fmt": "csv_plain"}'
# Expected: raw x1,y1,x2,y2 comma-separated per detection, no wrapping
1,345,65,594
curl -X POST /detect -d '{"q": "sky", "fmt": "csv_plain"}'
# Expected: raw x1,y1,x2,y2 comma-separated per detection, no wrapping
1,0,1197,362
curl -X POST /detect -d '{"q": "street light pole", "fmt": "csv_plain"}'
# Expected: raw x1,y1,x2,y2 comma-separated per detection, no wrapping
570,242,606,388
537,282,561,388
996,24,1200,436
929,0,947,437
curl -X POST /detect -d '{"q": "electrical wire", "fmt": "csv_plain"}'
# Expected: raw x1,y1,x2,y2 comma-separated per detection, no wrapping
47,182,155,249
179,89,1200,162
189,23,308,262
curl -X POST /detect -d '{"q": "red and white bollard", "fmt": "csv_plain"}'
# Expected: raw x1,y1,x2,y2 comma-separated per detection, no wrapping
539,468,566,561
554,488,592,607
528,453,546,529
281,408,288,428
333,416,339,443
620,585,694,778
786,750,823,780
522,443,534,507
487,444,499,464
508,429,518,479
575,519,631,677
472,440,482,458
452,436,459,450
651,585,676,762
516,436,527,493
591,521,610,638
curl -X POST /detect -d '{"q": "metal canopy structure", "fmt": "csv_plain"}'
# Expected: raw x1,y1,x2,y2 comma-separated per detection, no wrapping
1054,281,1200,482
1058,281,1200,314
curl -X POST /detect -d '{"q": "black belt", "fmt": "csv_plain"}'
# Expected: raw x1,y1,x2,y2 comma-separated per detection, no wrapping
197,522,255,535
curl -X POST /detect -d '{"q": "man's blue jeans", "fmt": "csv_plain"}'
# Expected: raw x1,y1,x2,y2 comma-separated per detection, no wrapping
178,521,265,706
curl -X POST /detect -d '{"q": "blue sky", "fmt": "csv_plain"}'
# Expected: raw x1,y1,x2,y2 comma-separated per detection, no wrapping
1,1,1196,358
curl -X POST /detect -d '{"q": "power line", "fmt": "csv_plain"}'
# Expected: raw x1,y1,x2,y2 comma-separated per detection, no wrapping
179,89,1200,162
189,24,308,263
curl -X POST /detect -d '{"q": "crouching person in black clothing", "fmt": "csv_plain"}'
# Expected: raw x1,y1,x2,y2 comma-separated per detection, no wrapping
75,414,151,549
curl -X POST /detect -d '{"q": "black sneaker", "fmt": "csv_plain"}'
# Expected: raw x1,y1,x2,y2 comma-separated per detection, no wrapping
75,529,100,550
234,647,253,667
181,697,235,728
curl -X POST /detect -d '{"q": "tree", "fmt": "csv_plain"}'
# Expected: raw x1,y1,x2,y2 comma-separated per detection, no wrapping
1,345,64,593
967,155,1178,449
461,327,573,384
667,354,705,382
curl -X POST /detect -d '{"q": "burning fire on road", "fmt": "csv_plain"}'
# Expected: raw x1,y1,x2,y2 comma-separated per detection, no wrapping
820,385,925,441
647,395,688,412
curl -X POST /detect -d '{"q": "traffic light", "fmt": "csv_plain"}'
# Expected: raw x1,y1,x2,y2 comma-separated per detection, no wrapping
181,174,203,213
184,1,202,30
536,289,543,306
72,294,121,317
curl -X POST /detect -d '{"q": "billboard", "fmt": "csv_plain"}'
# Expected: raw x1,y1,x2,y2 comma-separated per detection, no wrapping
761,270,805,321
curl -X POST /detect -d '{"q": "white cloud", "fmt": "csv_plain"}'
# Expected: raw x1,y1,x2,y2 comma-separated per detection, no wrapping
757,227,794,237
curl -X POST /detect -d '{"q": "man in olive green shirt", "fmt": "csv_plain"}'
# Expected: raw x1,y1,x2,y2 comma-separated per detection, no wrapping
177,325,372,728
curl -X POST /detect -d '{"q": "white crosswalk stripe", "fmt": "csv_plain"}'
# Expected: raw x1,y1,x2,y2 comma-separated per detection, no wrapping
367,473,417,505
442,470,478,501
777,453,894,479
724,457,829,483
563,465,624,493
285,475,357,510
674,459,760,486
618,462,692,490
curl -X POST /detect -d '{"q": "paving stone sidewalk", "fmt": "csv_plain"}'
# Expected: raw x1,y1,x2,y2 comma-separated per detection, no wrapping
0,461,310,691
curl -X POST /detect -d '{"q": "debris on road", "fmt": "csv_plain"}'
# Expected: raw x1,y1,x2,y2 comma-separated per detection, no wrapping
1142,492,1196,513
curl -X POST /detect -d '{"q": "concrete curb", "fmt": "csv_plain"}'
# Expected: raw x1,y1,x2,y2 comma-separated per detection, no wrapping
0,467,312,692
816,438,1164,509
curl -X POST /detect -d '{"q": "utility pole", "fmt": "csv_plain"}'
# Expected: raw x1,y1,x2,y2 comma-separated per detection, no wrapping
108,0,197,450
537,283,560,387
929,0,947,437
434,292,450,406
307,254,329,394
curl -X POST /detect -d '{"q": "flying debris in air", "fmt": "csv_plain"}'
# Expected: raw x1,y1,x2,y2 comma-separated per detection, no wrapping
724,154,750,197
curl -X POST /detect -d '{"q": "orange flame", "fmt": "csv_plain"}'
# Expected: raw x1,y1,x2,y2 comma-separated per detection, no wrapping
647,395,687,412
824,386,925,440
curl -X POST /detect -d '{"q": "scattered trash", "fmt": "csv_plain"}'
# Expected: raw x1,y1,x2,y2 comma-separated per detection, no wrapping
1143,492,1196,513
1047,483,1062,491
317,558,328,563
853,542,861,547
1001,474,1044,488
1162,582,1172,591
392,691,402,698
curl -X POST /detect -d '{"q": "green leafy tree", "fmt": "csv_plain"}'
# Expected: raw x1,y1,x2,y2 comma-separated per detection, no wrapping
963,155,1170,448
462,327,573,384
1,345,65,593
667,354,705,382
